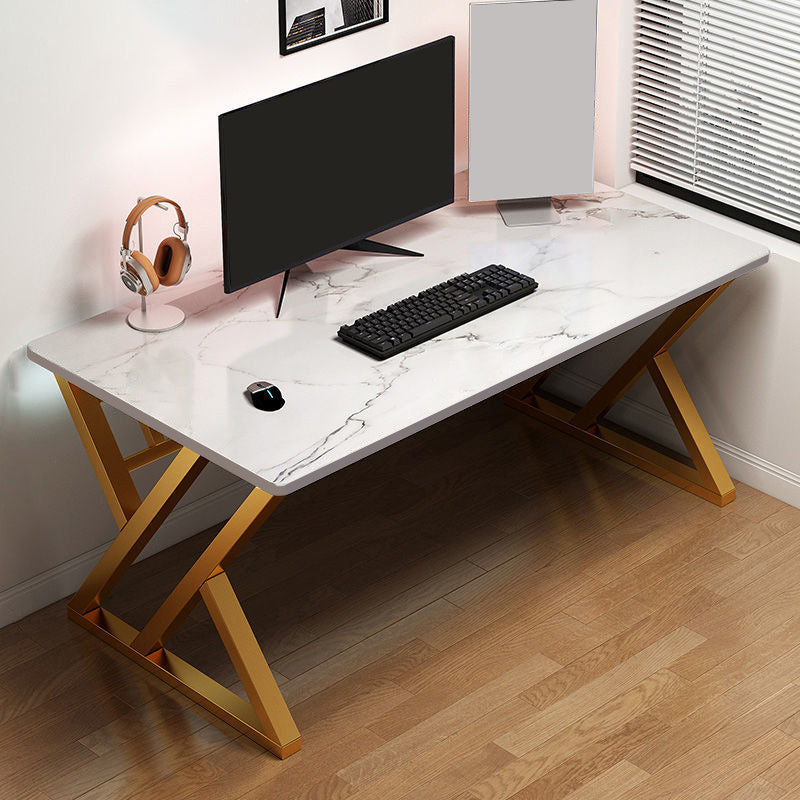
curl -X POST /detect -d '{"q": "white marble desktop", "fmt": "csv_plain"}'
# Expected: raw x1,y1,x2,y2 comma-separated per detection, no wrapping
28,189,769,495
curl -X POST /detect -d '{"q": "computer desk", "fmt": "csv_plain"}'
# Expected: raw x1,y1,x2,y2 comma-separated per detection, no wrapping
27,188,769,759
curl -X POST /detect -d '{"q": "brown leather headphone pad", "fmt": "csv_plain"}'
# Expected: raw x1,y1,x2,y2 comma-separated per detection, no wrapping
153,237,187,286
130,251,159,294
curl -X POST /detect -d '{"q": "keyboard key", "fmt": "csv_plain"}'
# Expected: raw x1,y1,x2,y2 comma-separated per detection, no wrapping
411,314,453,337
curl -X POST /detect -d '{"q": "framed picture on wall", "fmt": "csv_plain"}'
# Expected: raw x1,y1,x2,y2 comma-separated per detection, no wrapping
280,0,388,55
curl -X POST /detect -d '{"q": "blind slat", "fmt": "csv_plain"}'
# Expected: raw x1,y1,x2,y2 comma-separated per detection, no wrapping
632,0,800,232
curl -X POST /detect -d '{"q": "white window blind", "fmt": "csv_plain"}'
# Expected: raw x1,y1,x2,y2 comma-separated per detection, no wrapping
632,0,800,232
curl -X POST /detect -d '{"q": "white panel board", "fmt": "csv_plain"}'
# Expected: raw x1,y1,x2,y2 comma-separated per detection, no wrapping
469,0,598,202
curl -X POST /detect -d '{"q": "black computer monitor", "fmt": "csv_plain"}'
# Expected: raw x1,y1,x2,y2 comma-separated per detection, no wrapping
219,36,455,296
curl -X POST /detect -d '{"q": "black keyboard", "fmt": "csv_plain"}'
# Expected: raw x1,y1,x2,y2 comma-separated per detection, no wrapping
338,264,539,359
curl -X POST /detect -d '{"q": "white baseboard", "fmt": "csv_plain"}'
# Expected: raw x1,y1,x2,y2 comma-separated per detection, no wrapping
0,479,250,628
546,366,800,509
4,369,799,629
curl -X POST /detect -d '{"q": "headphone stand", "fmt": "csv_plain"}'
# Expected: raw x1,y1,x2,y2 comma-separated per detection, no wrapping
125,197,186,333
127,296,186,333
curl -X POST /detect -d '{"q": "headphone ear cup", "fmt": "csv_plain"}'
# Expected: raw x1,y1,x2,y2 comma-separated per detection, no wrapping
153,237,188,287
129,251,159,295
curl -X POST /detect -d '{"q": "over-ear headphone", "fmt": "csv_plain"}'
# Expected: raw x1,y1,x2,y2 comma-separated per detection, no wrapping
120,196,191,296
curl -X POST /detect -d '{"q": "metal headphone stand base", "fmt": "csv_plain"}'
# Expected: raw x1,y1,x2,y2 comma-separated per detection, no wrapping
126,197,186,333
127,295,185,333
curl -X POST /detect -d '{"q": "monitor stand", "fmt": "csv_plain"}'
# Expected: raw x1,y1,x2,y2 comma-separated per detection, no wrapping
274,238,424,318
276,269,292,319
497,198,560,227
342,238,424,257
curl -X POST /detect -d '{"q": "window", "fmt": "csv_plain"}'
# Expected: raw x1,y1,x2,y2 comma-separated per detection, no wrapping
632,0,800,239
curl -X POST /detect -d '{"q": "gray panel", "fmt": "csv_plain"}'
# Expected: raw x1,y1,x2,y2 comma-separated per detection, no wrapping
469,0,598,202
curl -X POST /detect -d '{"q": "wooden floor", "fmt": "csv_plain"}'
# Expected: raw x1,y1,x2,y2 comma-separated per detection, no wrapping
4,395,800,800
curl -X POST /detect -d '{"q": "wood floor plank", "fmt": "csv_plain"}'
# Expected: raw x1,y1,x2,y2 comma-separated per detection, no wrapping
652,614,800,725
633,548,739,610
234,728,384,800
303,527,504,638
76,689,210,758
472,712,668,800
339,653,560,788
624,684,800,796
728,482,787,523
584,597,653,635
306,637,440,706
566,530,726,624
515,470,675,557
725,776,787,800
713,514,790,560
424,540,615,652
398,611,588,700
0,740,97,798
496,627,705,757
153,726,378,800
44,721,236,800
125,742,263,800
0,639,143,727
424,571,607,655
281,599,461,706
627,692,740,774
524,586,719,713
705,524,800,599
721,643,800,709
462,670,679,800
671,589,800,681
761,745,800,792
781,708,800,740
407,742,516,800
456,467,672,587
293,677,412,753
273,560,484,678
369,613,586,741
343,698,536,800
560,760,650,800
0,624,45,679
762,505,800,537
667,729,799,800
446,539,585,611
596,489,724,563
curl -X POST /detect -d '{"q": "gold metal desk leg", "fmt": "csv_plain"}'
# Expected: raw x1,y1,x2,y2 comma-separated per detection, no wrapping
131,489,282,657
504,283,736,506
55,378,302,758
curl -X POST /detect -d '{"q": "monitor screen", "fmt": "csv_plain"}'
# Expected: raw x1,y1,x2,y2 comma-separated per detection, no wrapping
219,36,455,294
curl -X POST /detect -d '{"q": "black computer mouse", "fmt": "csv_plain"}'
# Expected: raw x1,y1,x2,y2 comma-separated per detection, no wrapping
246,381,285,411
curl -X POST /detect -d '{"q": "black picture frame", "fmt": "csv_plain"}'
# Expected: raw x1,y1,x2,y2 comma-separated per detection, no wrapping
279,1,388,55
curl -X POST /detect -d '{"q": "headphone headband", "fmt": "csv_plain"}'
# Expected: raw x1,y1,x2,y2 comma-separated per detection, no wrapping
122,196,187,249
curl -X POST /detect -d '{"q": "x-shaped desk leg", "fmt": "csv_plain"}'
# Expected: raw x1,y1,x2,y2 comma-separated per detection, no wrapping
505,283,736,506
56,377,302,758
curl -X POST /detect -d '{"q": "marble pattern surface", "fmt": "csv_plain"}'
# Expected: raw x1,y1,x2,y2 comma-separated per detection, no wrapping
28,189,769,495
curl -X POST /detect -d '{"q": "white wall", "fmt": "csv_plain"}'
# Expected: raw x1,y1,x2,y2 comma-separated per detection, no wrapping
594,0,634,187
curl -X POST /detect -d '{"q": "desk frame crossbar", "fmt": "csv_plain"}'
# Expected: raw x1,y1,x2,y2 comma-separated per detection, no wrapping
505,283,736,506
55,377,302,759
